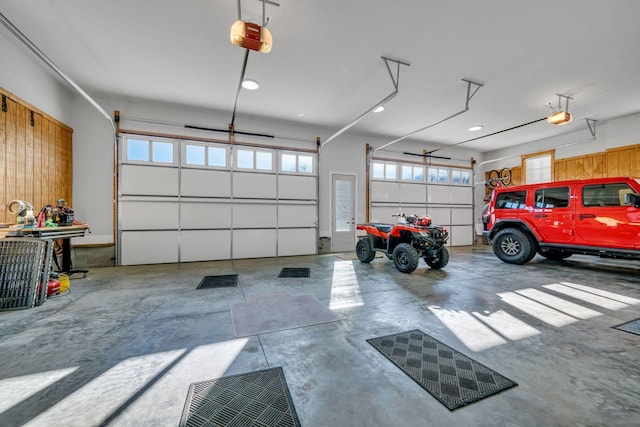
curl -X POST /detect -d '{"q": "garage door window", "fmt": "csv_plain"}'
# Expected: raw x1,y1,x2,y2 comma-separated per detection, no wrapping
184,144,228,168
372,162,397,180
451,169,471,185
281,153,314,174
126,138,175,165
402,165,424,182
428,167,449,183
237,149,273,171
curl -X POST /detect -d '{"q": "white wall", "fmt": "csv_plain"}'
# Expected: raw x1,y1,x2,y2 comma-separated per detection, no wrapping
0,27,73,125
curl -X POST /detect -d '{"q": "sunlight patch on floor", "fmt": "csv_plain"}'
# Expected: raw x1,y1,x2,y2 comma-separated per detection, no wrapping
498,291,577,327
472,309,541,341
428,306,507,352
0,367,78,414
515,288,601,319
329,260,364,310
110,338,250,426
24,349,186,427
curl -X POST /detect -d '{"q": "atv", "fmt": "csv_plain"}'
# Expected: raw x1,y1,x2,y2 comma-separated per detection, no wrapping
355,214,449,273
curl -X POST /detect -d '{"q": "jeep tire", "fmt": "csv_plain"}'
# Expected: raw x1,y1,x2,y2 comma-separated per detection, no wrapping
392,243,420,273
356,237,376,263
492,228,536,265
425,246,449,269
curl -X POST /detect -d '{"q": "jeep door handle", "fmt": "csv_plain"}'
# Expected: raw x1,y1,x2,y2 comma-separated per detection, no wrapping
534,214,547,218
579,214,596,220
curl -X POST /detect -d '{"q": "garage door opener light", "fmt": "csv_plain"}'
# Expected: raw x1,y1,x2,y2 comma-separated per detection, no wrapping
547,94,573,125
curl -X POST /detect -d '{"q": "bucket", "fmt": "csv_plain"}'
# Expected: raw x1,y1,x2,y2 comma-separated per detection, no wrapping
59,274,70,293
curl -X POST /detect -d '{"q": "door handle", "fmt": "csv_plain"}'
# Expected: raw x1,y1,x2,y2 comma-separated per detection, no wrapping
534,214,547,218
579,214,596,220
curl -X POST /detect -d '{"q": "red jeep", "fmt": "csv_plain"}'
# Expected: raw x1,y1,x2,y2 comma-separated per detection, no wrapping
486,176,640,264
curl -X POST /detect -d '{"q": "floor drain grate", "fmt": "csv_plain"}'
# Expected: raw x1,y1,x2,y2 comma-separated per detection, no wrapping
196,274,238,289
278,268,310,278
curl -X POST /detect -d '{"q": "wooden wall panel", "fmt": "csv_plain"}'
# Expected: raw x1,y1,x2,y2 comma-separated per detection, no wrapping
0,87,73,224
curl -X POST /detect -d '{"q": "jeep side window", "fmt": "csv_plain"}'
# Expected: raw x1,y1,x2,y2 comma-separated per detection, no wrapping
583,183,634,207
534,187,570,208
495,190,527,209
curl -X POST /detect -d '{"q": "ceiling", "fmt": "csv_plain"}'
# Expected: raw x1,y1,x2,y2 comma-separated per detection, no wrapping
2,0,640,154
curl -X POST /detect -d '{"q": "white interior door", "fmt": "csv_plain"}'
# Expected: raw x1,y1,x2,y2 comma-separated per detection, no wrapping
332,174,355,252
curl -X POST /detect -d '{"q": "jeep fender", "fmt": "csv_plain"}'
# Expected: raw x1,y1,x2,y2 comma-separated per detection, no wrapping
489,219,541,244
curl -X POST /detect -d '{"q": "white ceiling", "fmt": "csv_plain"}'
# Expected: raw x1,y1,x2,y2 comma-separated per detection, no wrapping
2,0,640,154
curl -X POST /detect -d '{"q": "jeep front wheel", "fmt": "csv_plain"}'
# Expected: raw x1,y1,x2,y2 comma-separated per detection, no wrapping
356,237,376,263
425,246,449,269
492,228,535,265
392,243,419,273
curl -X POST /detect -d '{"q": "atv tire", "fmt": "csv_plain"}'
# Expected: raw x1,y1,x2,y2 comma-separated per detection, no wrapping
356,237,376,263
392,243,419,274
492,228,536,265
426,246,449,269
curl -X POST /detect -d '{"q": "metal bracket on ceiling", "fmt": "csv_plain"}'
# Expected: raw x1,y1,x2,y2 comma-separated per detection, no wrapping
372,78,484,155
236,0,280,25
585,118,597,138
549,93,573,113
320,56,410,150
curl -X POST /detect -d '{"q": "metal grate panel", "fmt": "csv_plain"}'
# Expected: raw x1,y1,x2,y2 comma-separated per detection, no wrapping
0,238,51,310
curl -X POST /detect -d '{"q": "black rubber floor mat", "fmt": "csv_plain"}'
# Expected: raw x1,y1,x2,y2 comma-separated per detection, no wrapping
278,268,310,278
180,367,301,427
367,329,518,411
612,318,640,336
196,274,238,289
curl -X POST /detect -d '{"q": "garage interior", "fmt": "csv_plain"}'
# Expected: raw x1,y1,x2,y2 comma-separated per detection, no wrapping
1,1,640,426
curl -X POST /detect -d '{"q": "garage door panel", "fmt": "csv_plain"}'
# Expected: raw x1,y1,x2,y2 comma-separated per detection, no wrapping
121,231,179,265
450,225,473,246
279,175,316,200
278,228,316,256
121,201,178,230
369,205,399,224
371,181,401,203
234,172,276,199
181,169,230,197
426,207,450,226
451,186,472,204
121,165,178,196
278,205,316,227
233,229,277,258
181,203,231,229
451,207,472,224
427,185,450,203
400,183,426,204
180,230,231,261
233,204,276,228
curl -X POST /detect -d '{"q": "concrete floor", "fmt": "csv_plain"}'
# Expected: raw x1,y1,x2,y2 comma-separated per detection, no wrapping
1,245,639,427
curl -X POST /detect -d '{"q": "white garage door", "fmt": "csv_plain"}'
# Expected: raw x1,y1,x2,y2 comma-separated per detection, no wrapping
118,135,318,265
369,160,473,246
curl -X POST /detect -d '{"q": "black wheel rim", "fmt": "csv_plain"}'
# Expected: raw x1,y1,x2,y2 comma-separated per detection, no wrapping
396,251,409,267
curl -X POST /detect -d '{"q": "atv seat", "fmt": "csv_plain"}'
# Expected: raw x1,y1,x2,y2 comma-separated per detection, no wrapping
370,223,393,233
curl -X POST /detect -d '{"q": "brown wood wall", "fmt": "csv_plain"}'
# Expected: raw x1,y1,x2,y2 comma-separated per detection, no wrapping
0,87,73,224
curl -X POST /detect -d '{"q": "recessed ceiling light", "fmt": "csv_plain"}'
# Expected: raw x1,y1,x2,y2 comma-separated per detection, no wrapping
468,125,483,132
373,105,385,113
297,113,305,117
242,78,259,90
